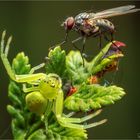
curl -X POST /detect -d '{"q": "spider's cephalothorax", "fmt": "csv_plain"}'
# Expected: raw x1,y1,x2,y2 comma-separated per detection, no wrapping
39,74,62,100
25,73,62,115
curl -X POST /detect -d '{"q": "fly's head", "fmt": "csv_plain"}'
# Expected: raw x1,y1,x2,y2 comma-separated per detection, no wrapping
62,17,75,31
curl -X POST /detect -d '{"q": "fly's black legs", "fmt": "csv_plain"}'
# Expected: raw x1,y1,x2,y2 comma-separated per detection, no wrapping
71,36,87,67
50,32,86,67
71,36,83,44
104,35,110,43
99,30,102,49
104,33,118,49
71,36,86,67
110,32,114,41
81,37,86,67
99,30,106,56
81,37,86,54
103,33,120,85
49,31,69,50
110,33,120,50
71,36,83,51
60,31,69,45
99,35,102,49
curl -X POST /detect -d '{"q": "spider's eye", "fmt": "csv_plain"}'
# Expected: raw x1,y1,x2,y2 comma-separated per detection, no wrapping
45,80,49,84
51,83,55,88
48,79,51,83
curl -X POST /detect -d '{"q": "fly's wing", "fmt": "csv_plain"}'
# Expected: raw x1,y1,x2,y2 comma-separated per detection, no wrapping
89,5,140,19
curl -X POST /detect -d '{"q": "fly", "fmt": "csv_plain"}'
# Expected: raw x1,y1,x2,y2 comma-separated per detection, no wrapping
61,5,139,53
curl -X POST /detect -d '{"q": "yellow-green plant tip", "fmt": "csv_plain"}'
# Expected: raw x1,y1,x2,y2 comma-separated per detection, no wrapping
2,30,6,40
1,31,127,139
7,36,12,45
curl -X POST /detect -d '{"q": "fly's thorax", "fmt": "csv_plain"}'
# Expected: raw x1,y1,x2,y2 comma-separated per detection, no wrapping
75,12,90,25
39,74,62,100
95,19,115,32
85,19,99,33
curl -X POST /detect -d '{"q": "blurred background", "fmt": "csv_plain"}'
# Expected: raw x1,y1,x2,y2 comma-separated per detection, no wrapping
0,1,140,139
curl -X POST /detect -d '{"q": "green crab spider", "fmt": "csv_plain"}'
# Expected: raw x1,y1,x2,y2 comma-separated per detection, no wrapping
0,31,107,129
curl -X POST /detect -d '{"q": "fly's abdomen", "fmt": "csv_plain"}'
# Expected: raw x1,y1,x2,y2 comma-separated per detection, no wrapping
95,19,115,33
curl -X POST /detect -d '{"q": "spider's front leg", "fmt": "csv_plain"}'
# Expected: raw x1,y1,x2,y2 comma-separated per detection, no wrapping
54,89,107,129
0,31,46,83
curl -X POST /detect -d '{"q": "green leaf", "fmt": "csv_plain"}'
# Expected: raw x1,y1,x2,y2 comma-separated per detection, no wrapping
8,82,22,107
46,112,87,140
8,50,88,140
87,42,112,72
11,119,26,140
2,31,127,140
45,46,66,78
7,105,25,127
92,53,123,75
87,41,124,75
27,129,47,140
12,52,31,74
64,83,126,112
66,51,89,84
7,52,43,139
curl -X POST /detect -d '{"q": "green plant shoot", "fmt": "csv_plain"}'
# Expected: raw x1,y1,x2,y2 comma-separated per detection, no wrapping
0,31,107,131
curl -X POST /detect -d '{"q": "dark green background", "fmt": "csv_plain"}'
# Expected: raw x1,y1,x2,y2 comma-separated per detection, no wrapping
0,1,140,139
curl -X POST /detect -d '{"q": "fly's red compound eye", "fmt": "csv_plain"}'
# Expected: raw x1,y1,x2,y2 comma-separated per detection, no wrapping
65,17,75,30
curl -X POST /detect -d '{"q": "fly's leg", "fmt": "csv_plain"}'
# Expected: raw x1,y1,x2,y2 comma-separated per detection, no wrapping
99,30,102,49
71,37,83,44
81,37,86,67
110,32,114,41
72,36,86,67
71,36,83,51
110,33,120,50
81,37,86,55
104,33,118,49
103,34,120,85
59,31,69,46
98,30,106,58
99,34,102,49
49,31,69,50
0,31,46,83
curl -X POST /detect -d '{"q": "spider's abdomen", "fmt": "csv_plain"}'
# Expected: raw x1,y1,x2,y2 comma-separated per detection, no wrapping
26,91,47,115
